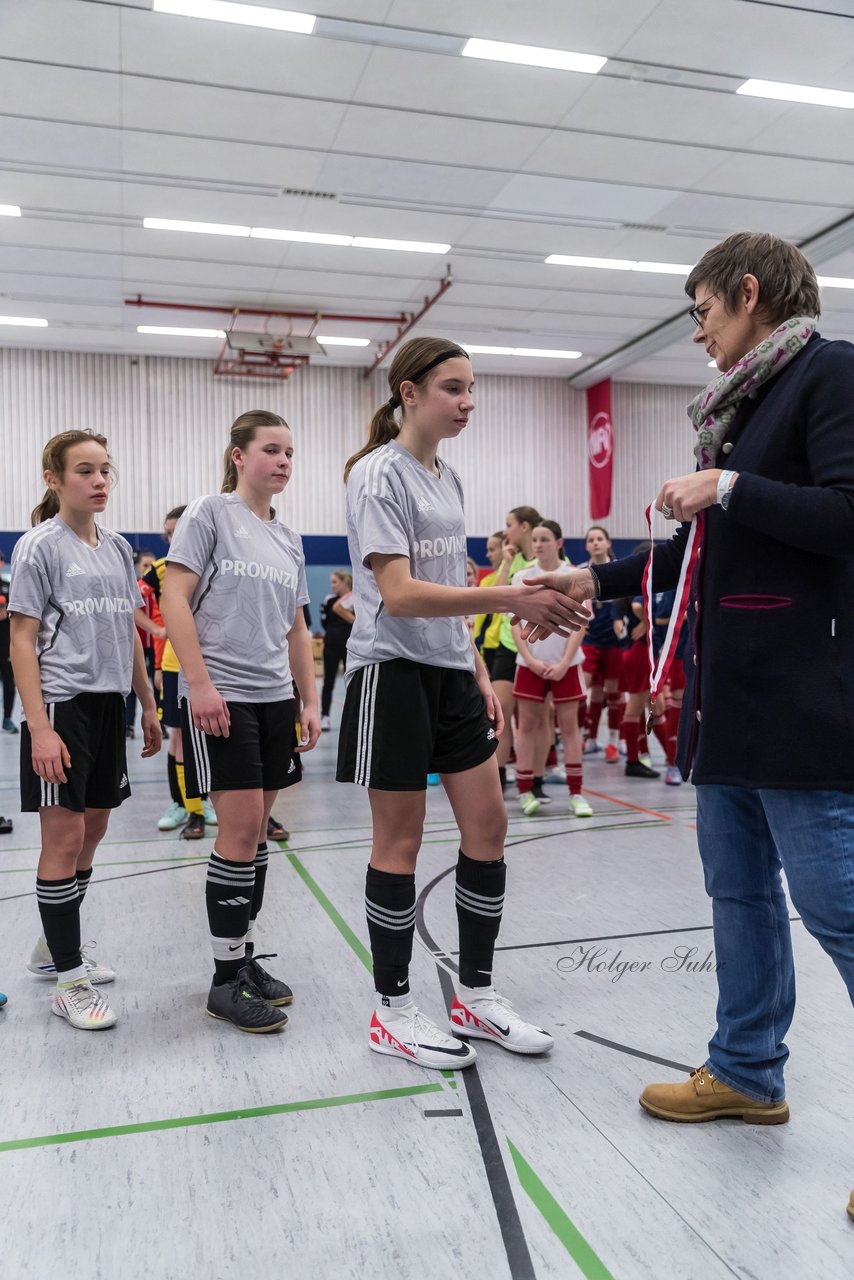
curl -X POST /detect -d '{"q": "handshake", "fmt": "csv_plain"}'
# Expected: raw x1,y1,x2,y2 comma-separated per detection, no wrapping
509,568,595,642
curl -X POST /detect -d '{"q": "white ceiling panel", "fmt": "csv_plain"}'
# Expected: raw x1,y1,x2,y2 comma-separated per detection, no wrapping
0,0,851,382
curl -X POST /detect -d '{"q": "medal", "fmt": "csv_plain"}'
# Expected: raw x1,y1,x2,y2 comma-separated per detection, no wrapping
642,506,704,727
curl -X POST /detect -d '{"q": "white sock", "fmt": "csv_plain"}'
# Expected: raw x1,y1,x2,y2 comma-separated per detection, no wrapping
57,964,88,986
378,993,413,1012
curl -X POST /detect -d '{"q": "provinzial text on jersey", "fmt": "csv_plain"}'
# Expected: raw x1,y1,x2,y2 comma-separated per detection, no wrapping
412,535,468,559
60,597,134,616
219,559,298,586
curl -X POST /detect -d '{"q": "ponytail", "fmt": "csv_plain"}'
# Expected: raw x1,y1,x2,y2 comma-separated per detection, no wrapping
344,336,468,483
31,490,61,526
343,401,400,483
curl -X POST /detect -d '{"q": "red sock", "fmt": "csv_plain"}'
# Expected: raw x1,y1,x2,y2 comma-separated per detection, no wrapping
666,705,680,760
516,770,534,795
623,717,640,763
638,729,649,756
587,701,603,738
606,694,624,733
651,715,673,765
564,762,583,795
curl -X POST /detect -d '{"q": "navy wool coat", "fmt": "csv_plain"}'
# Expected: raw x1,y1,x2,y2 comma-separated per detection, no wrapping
595,333,854,790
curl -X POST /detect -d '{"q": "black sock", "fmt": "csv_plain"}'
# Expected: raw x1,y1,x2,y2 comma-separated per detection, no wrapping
498,766,507,789
76,867,93,904
455,849,506,988
37,876,83,975
365,865,415,1001
206,851,255,984
167,753,182,805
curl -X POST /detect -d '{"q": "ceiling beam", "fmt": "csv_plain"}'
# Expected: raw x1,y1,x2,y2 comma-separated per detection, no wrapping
568,212,854,389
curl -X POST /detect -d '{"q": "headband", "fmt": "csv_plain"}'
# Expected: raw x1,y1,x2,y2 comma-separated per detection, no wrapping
388,348,467,408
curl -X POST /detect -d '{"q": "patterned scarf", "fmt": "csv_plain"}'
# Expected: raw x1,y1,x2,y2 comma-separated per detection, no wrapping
689,315,816,468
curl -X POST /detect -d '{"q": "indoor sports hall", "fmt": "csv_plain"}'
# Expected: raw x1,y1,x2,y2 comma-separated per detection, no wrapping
1,2,853,1278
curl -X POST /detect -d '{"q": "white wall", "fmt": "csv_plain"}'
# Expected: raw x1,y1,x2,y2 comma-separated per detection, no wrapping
0,347,701,538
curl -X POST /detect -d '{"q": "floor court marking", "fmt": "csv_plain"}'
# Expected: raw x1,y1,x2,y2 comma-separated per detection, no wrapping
575,1031,693,1074
582,788,674,822
490,915,803,956
507,1140,616,1280
0,1084,444,1156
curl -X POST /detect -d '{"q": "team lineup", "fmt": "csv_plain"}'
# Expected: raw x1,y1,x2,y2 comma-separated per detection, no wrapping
4,225,854,1231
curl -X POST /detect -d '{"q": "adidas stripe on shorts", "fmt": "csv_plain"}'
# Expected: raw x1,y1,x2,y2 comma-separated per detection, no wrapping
336,658,498,791
180,697,302,797
20,692,131,813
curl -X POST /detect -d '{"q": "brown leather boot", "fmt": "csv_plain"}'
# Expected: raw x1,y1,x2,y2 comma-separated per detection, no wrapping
639,1066,789,1124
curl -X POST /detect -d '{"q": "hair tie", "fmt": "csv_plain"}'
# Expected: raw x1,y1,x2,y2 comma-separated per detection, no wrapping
388,394,400,409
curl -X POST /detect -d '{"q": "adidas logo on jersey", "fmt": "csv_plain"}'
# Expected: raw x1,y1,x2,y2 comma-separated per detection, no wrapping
233,525,250,538
119,773,128,788
65,563,84,577
415,495,433,513
486,727,495,741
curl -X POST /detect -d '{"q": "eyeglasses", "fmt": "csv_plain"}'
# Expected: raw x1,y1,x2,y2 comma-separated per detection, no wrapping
689,298,716,329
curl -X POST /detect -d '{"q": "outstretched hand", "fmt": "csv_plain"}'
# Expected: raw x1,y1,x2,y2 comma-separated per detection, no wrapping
514,568,595,642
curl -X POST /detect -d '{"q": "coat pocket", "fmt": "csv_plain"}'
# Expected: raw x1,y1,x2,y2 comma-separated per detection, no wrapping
719,595,792,610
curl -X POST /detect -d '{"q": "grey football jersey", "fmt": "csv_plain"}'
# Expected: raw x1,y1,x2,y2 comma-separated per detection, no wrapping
167,493,309,703
345,441,474,678
10,518,143,702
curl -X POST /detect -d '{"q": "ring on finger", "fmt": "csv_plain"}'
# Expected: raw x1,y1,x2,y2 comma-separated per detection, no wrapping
661,503,674,519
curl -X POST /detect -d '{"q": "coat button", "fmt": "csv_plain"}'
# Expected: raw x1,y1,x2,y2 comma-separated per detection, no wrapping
722,442,733,454
696,710,702,722
693,654,698,666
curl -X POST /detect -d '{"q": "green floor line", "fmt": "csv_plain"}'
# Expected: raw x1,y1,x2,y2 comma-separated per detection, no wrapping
0,853,209,876
0,1083,443,1155
285,850,373,973
508,1140,616,1280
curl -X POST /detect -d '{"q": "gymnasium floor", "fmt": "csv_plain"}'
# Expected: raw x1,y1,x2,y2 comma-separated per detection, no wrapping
0,699,852,1280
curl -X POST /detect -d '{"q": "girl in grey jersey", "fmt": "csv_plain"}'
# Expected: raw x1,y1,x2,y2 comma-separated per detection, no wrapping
9,430,162,1032
337,336,587,1071
162,410,320,1035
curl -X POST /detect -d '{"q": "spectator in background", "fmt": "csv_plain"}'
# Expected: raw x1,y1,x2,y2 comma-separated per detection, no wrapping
126,550,161,738
0,551,18,735
319,570,354,732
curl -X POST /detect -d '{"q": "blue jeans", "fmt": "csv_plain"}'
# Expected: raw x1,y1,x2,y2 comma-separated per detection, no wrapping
696,785,854,1104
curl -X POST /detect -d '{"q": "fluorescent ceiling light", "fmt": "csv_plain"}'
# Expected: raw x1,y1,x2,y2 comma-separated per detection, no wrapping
137,325,224,338
316,335,370,347
153,0,316,34
466,344,582,359
251,227,353,246
144,217,250,237
0,315,48,326
737,78,854,109
546,254,635,271
0,204,21,217
462,38,605,75
546,254,692,275
351,236,450,254
817,274,854,289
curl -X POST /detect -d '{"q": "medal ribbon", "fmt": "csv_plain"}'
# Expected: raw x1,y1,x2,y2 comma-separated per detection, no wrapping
641,508,704,728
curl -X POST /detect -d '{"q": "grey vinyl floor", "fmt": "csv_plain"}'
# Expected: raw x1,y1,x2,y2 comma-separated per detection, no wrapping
0,689,852,1280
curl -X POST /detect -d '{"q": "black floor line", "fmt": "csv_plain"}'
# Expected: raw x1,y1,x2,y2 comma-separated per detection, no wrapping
423,1108,464,1119
0,857,205,903
434,964,537,1280
575,1031,694,1073
489,915,803,955
505,816,665,849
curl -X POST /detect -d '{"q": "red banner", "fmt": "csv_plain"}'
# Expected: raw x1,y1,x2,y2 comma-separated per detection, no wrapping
586,379,614,520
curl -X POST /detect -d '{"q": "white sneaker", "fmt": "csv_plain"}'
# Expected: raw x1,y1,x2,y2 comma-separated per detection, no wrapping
518,792,541,816
582,739,601,756
665,765,683,786
320,715,331,732
202,798,218,826
28,937,116,984
158,801,188,831
52,979,117,1030
569,794,593,818
369,1003,476,1070
449,987,553,1055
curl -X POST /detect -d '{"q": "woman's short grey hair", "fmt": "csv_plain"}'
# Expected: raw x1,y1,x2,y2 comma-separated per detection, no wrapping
685,232,821,324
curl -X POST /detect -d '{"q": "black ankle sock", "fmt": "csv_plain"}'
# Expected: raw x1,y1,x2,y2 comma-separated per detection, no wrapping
206,851,255,984
36,875,82,974
498,766,507,789
167,753,182,805
455,849,506,988
365,865,415,999
76,866,93,904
